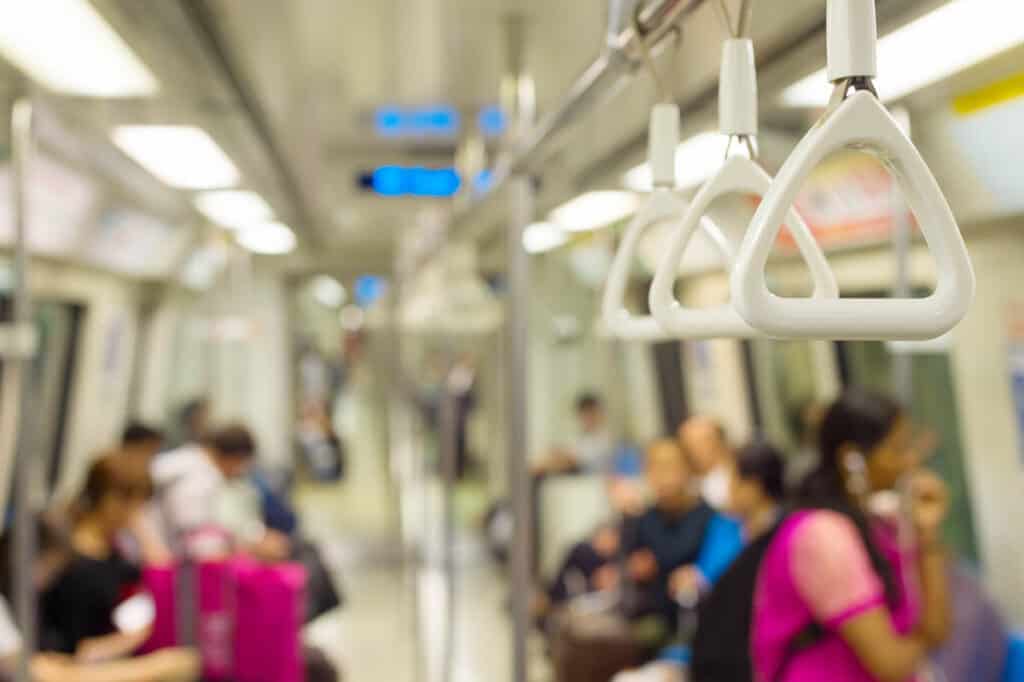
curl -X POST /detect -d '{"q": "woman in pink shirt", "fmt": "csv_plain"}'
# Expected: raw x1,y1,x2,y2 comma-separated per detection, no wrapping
752,389,951,682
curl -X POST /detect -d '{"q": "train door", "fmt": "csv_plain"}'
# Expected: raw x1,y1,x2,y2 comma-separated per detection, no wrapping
0,296,83,517
835,339,980,562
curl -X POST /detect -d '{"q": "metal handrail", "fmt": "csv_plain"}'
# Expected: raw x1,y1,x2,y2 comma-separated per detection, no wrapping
412,0,711,274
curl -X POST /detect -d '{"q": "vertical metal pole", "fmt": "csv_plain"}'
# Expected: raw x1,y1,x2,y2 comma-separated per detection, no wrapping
391,254,427,682
890,113,913,404
506,174,533,682
503,12,536,680
10,96,36,682
439,382,458,682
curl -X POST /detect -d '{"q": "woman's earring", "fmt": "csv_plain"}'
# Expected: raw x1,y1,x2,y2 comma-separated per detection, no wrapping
843,451,870,498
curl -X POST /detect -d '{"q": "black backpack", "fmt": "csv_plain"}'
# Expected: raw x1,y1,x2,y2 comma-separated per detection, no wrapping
691,515,823,682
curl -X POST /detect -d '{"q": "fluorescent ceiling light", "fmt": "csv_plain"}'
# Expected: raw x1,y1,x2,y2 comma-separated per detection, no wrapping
623,132,730,192
194,190,274,230
113,125,240,189
549,191,640,233
0,0,157,97
782,0,1024,107
311,275,346,308
236,222,296,255
522,222,569,254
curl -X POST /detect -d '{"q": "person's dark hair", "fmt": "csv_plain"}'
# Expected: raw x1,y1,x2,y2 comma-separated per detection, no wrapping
799,388,903,606
206,425,256,459
736,441,786,502
122,422,165,447
575,392,603,413
0,515,70,600
75,453,152,520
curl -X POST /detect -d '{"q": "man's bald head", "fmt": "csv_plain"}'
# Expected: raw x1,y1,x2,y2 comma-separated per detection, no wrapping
678,416,731,476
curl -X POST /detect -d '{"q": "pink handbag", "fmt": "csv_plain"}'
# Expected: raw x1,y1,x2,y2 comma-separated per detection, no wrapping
233,560,308,682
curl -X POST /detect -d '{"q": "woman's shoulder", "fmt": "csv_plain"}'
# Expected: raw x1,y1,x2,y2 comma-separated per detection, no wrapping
783,508,861,541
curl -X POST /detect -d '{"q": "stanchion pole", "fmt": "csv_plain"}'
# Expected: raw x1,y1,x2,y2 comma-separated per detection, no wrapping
891,114,913,404
502,12,536,681
506,173,533,682
9,96,37,682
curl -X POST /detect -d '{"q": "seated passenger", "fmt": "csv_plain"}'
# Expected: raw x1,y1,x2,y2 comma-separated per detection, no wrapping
151,425,290,562
0,517,198,682
121,423,166,467
621,439,741,627
678,416,736,511
613,442,788,682
533,393,616,476
726,442,787,541
41,454,166,658
172,398,211,449
543,522,622,612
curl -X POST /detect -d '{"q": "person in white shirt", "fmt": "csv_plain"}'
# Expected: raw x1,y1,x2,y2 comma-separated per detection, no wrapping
150,425,289,562
533,393,616,476
677,416,736,511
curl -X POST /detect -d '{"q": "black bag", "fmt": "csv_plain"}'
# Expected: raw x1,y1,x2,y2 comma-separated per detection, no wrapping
296,541,344,623
691,520,780,682
691,515,824,682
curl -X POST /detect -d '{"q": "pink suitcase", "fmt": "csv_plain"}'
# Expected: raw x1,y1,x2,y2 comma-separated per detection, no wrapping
139,560,237,681
234,560,307,682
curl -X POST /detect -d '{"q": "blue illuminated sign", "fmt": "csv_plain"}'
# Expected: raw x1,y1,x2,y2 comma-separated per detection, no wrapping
474,169,495,194
478,105,507,137
374,105,460,137
368,166,462,197
355,275,387,308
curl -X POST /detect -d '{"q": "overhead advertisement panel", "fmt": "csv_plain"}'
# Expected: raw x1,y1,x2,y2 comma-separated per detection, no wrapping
82,206,190,278
0,152,98,255
948,72,1024,216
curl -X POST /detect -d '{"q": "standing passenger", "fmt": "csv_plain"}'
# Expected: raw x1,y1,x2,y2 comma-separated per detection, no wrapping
751,389,951,682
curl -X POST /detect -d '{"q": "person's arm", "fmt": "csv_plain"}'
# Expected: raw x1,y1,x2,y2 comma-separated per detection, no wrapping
127,510,173,567
75,628,151,664
33,648,199,682
908,470,952,646
791,509,948,682
694,514,744,586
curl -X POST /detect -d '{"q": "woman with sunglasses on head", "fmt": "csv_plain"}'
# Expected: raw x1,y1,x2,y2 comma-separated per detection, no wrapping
751,388,951,682
41,453,169,661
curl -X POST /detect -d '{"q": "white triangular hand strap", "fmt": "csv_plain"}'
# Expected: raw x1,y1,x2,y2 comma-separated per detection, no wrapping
649,154,838,339
602,189,732,341
731,91,975,340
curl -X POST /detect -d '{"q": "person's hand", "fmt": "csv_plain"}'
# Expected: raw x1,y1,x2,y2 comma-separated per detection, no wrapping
250,530,292,563
531,591,551,618
591,526,620,558
592,565,621,592
628,550,658,582
909,469,949,547
669,565,704,602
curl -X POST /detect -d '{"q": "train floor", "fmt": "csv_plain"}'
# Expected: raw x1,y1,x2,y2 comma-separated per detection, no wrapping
295,452,547,681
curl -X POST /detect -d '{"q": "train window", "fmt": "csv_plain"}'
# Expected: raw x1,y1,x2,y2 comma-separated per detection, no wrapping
835,333,979,562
